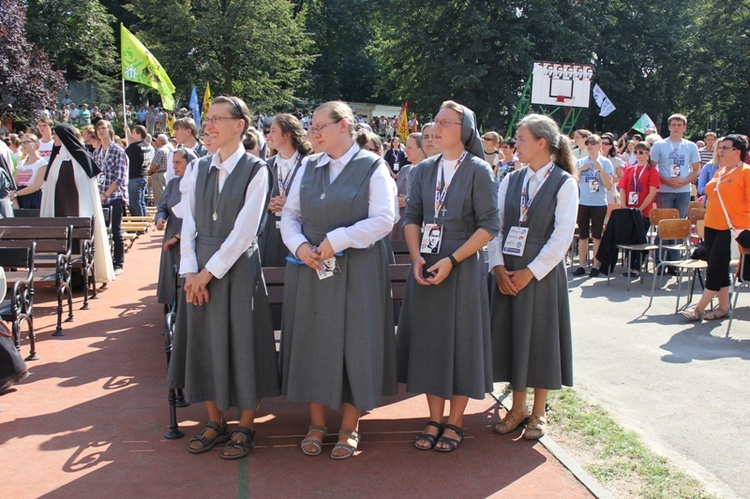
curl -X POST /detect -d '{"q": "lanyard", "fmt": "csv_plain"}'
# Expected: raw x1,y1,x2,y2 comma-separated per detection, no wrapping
632,164,648,191
433,151,467,223
276,153,298,195
519,162,555,224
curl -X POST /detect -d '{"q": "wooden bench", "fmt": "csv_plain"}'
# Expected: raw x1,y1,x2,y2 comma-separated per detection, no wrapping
0,245,37,360
263,263,412,327
14,209,41,218
0,226,74,336
0,217,98,308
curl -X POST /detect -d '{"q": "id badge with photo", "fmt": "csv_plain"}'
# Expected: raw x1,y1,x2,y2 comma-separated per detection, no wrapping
588,179,600,193
503,226,529,256
420,222,443,254
316,257,341,280
393,162,400,172
670,164,681,178
629,191,639,206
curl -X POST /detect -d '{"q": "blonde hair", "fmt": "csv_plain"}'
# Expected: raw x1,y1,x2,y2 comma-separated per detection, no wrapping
518,114,576,176
316,101,356,137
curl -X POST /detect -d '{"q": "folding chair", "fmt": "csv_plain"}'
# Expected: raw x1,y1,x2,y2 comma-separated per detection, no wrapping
647,219,704,312
727,245,750,337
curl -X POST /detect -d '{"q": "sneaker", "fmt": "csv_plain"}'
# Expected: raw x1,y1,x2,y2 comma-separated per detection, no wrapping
589,267,600,277
114,267,124,276
572,267,586,277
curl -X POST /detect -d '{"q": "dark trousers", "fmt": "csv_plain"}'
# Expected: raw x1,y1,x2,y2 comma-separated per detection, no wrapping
104,198,124,268
704,227,731,291
0,330,26,379
630,215,651,270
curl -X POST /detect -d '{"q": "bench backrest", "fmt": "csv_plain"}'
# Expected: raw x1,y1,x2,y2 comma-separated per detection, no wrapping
0,217,93,240
391,239,410,264
0,245,34,270
0,226,71,254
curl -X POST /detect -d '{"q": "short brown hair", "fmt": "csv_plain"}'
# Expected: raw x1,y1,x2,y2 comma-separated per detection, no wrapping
212,96,251,135
668,113,688,126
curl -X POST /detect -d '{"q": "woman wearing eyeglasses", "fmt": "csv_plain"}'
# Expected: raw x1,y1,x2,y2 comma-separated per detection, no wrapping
617,141,660,277
259,114,312,268
168,96,280,460
12,134,48,209
280,101,397,460
397,101,499,452
572,134,613,277
682,134,750,321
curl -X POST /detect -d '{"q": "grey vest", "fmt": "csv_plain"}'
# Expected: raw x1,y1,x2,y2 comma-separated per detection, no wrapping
299,151,380,245
502,166,569,269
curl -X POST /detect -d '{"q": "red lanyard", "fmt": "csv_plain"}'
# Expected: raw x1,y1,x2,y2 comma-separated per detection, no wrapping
433,151,467,222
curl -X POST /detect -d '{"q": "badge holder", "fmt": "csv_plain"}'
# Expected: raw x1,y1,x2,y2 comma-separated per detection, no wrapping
589,179,599,193
420,223,443,254
503,226,529,257
629,191,639,206
670,164,681,178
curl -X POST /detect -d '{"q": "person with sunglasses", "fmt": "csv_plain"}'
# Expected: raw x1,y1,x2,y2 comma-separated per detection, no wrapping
572,134,613,277
482,131,503,169
617,141,660,277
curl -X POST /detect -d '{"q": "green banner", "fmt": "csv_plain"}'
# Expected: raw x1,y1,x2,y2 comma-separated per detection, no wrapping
121,24,176,110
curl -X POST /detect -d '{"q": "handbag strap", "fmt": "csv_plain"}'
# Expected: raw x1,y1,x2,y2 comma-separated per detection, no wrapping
715,169,735,230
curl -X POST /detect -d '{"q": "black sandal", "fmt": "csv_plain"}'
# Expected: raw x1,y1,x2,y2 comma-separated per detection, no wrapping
434,423,464,453
414,421,443,450
187,421,229,454
220,426,256,460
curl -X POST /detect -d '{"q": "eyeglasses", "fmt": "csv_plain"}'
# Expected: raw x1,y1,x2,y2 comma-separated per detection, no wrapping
601,142,613,146
310,121,338,134
204,116,238,125
634,150,648,155
718,145,736,151
434,119,461,128
20,140,35,145
585,140,600,146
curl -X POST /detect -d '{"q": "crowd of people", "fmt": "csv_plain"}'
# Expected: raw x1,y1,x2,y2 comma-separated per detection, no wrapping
1,96,748,464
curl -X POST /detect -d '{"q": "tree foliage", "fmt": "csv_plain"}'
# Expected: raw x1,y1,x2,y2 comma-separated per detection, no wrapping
127,0,314,111
25,0,118,102
0,0,67,117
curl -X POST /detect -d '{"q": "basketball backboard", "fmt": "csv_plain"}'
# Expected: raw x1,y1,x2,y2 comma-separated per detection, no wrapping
531,61,593,108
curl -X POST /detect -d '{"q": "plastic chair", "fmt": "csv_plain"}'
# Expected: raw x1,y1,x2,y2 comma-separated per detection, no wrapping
647,219,702,312
727,245,750,337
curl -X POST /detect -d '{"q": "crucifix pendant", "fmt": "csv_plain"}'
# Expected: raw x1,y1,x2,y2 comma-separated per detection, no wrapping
440,206,447,217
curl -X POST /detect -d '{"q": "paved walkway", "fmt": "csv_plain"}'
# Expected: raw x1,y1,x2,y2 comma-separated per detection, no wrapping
568,268,750,498
1,232,591,498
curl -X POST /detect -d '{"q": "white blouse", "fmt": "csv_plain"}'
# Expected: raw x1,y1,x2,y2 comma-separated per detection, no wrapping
281,142,396,256
179,145,269,279
487,164,579,280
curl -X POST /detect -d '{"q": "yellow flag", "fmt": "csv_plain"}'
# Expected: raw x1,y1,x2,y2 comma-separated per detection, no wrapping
203,83,212,120
396,102,409,141
120,24,175,110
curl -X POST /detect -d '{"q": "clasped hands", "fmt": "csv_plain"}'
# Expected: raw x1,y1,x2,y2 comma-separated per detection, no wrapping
268,194,287,214
296,239,335,271
494,265,534,296
184,269,213,306
412,256,453,286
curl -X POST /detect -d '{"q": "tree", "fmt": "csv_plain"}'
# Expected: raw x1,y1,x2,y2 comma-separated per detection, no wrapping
0,0,66,121
128,0,314,111
302,0,382,102
682,0,750,134
25,0,118,102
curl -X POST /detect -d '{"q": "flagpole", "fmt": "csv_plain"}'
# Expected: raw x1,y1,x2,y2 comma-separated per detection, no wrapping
121,77,128,138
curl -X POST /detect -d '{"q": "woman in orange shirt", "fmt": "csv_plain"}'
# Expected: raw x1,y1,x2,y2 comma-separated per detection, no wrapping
682,134,750,321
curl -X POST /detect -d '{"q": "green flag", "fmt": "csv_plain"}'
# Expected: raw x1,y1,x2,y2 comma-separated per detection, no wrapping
631,113,656,134
121,24,176,110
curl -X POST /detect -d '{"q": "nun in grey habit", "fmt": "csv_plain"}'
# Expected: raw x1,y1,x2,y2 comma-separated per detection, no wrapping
396,101,499,452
